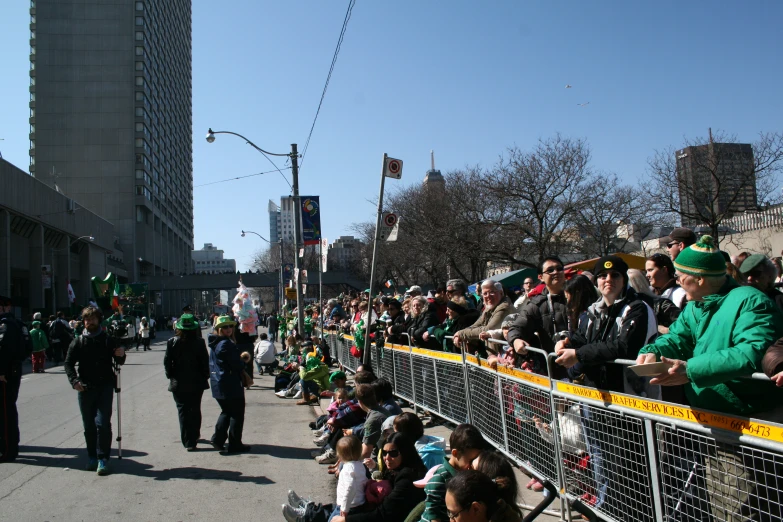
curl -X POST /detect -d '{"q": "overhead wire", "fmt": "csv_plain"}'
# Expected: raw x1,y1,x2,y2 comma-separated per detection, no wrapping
195,166,292,188
299,0,356,169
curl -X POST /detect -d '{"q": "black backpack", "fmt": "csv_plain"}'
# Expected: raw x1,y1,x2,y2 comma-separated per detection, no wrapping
0,317,33,362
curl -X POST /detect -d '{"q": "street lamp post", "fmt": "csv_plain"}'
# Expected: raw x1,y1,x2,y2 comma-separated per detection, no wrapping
51,235,94,314
240,229,283,314
207,129,305,336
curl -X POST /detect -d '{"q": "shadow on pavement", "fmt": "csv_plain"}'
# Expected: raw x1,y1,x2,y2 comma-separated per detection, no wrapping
253,444,315,460
117,458,275,484
14,445,148,468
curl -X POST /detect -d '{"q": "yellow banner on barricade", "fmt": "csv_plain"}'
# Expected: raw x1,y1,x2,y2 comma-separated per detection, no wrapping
555,381,783,444
465,354,550,388
411,347,463,363
390,343,409,352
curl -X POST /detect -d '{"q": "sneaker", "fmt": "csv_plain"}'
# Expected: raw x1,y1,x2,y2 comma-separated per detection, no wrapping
315,449,337,464
285,386,298,398
275,390,288,398
96,458,109,476
287,490,310,508
281,504,305,522
313,432,330,447
292,390,303,400
580,493,598,506
530,479,544,492
311,448,325,458
85,458,98,471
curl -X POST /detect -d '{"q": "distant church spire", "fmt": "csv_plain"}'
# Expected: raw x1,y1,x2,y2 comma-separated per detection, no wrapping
423,149,445,189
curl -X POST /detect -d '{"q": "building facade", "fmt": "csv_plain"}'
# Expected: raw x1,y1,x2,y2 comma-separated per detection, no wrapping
327,236,363,271
192,243,236,274
676,143,757,227
30,0,194,282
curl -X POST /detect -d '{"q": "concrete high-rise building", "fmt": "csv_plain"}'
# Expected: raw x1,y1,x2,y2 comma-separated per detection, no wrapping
676,142,757,227
327,236,363,271
192,243,236,274
268,200,281,243
30,0,194,282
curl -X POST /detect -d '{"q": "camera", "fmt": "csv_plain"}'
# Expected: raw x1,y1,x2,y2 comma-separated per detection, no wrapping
553,330,570,342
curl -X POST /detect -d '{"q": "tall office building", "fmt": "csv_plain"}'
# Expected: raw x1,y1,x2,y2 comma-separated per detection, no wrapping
676,142,757,227
268,200,281,243
192,243,236,274
30,0,194,282
268,196,299,244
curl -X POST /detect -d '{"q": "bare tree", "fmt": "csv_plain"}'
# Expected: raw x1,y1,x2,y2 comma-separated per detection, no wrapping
481,134,592,266
647,130,783,246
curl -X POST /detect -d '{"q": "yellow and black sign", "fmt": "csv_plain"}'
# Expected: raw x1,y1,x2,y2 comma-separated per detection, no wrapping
284,287,297,300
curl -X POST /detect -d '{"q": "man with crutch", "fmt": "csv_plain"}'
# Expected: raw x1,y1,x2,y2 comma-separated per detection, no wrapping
64,306,126,475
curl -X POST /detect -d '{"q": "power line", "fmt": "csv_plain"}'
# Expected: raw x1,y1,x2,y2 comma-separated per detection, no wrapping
195,166,292,188
299,0,356,168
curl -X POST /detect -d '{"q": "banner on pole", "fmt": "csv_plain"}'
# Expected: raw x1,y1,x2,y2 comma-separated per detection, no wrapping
300,196,321,245
321,238,328,272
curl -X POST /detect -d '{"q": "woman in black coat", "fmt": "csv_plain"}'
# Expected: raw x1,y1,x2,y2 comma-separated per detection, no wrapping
336,433,426,522
163,314,210,451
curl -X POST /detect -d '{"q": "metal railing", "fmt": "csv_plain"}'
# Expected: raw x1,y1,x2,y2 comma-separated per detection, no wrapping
324,332,783,522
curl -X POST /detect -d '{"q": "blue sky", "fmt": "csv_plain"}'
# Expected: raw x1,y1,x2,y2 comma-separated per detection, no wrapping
1,1,782,270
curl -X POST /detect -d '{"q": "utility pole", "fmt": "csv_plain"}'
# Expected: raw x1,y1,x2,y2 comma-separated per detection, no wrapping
290,144,305,336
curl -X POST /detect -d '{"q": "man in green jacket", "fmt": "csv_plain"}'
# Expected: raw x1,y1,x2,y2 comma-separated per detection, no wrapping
636,235,783,521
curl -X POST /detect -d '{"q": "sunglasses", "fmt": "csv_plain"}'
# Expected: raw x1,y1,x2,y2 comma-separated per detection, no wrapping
666,241,679,249
383,449,400,459
542,266,564,275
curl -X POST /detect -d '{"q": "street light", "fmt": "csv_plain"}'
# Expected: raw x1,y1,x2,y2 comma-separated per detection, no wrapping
207,128,305,336
51,235,94,314
240,230,284,315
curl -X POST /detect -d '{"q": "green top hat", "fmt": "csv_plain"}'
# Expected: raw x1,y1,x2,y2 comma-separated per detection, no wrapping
176,314,200,331
213,315,236,329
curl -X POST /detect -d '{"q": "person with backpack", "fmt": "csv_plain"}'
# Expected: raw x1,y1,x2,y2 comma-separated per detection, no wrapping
0,295,33,462
64,306,126,475
49,312,74,364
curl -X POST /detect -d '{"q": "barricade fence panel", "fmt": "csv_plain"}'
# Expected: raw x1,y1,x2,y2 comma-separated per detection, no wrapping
323,334,783,522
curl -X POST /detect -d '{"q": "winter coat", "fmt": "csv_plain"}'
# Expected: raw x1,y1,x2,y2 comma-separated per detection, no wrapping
253,339,276,364
266,315,278,330
764,288,783,311
638,277,783,416
386,313,410,344
428,310,481,351
346,465,426,522
456,298,513,349
636,292,681,328
299,362,330,392
569,286,657,393
64,331,125,388
407,309,439,348
507,290,569,354
164,336,210,394
207,334,245,400
30,327,49,353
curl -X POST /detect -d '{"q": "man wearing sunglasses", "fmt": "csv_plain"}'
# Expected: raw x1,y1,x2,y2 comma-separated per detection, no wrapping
661,227,696,261
739,254,783,311
508,256,570,358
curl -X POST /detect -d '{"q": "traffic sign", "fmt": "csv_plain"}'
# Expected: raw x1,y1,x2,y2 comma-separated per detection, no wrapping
285,287,297,300
379,212,400,242
383,157,403,179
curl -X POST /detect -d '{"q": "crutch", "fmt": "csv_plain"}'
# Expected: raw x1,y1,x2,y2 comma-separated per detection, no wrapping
114,360,123,459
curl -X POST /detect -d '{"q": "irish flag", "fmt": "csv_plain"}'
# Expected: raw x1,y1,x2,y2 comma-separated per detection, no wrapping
111,279,120,310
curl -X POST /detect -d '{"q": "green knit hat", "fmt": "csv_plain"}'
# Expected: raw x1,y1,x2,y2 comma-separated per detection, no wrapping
673,235,727,277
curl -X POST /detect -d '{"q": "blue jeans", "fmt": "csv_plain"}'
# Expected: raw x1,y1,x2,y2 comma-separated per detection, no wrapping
77,384,115,460
302,379,319,396
580,404,608,508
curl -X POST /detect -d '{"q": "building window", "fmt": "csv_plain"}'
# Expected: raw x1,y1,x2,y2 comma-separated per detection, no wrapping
135,61,144,71
135,16,144,26
135,77,144,87
135,46,144,56
135,31,144,41
137,206,144,223
135,1,143,10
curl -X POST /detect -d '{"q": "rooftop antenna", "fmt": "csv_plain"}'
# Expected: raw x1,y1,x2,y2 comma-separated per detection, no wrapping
430,149,435,171
709,127,713,144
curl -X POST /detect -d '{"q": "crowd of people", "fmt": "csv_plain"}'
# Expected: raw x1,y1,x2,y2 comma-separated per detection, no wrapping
3,225,783,520
308,228,783,521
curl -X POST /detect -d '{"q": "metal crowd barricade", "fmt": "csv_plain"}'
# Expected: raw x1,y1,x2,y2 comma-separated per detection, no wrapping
324,332,783,522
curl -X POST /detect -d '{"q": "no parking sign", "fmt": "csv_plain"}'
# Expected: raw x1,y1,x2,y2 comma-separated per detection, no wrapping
379,212,400,242
383,157,403,179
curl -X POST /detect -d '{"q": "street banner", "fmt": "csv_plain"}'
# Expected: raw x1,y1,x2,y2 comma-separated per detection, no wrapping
300,196,321,245
321,238,328,272
41,265,52,289
67,280,76,303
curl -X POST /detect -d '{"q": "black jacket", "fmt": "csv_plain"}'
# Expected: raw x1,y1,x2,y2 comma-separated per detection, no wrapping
386,312,410,344
569,287,656,392
407,309,440,347
507,289,569,354
0,314,28,374
636,292,681,328
346,466,426,522
64,331,125,387
164,336,210,393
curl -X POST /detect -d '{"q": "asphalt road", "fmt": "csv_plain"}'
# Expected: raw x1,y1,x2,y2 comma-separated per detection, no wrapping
0,329,333,522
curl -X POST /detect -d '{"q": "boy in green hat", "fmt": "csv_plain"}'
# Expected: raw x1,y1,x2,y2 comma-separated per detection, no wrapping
30,321,49,373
